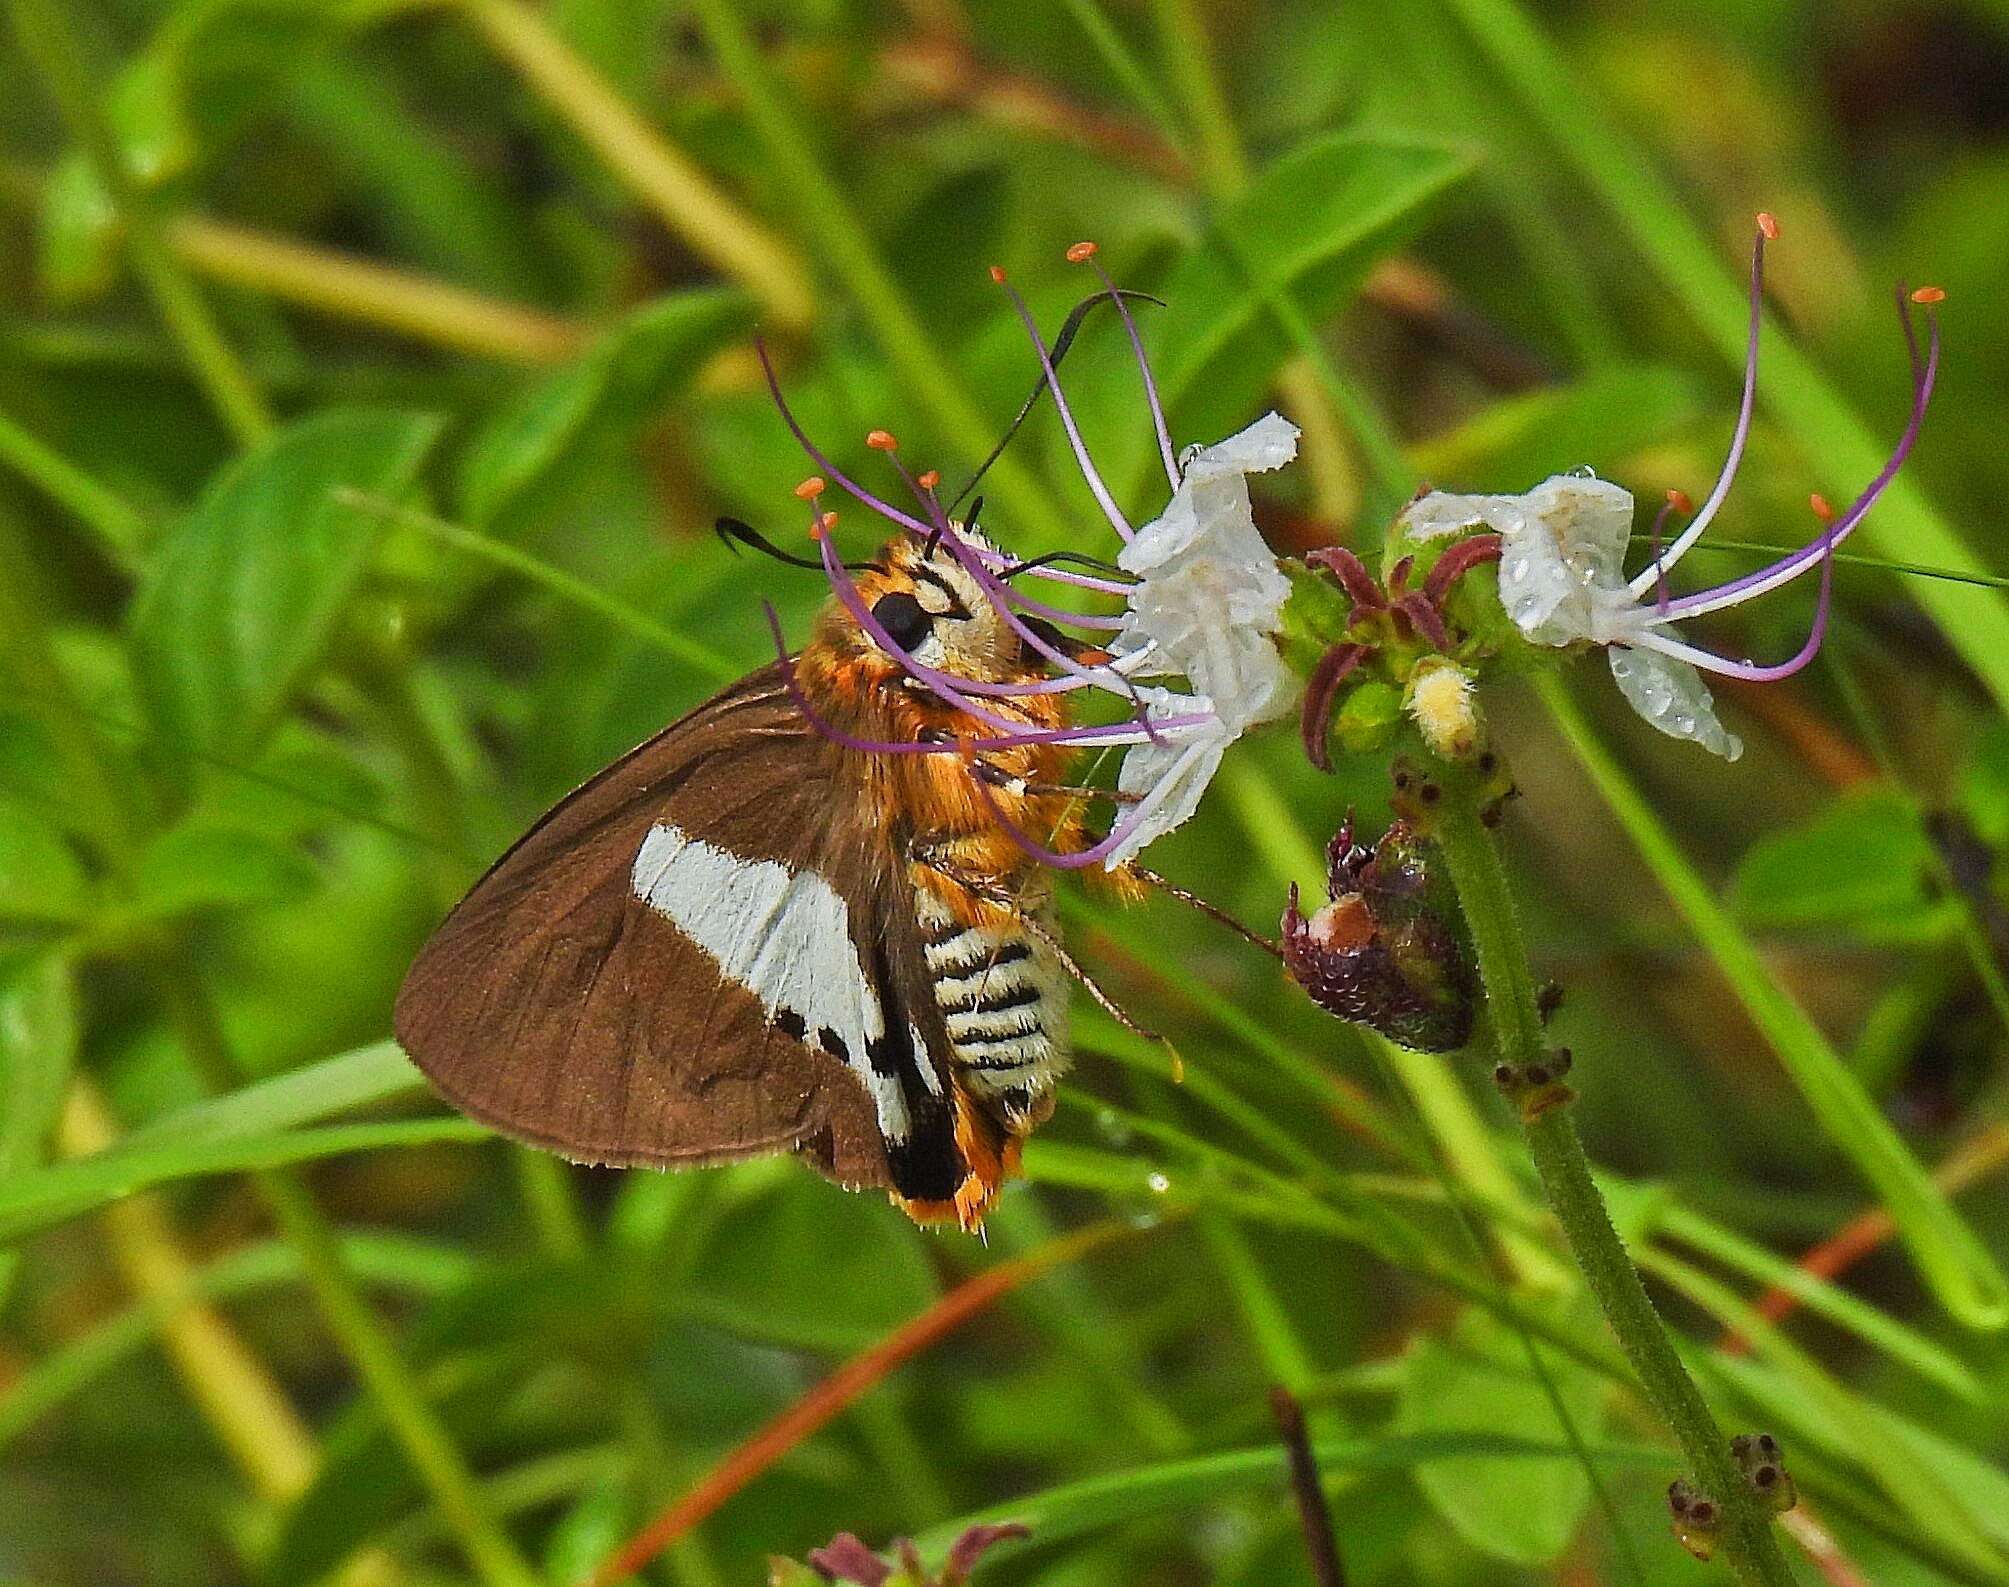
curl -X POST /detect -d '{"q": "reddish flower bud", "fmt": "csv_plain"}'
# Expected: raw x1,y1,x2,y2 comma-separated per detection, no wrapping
1281,817,1476,1051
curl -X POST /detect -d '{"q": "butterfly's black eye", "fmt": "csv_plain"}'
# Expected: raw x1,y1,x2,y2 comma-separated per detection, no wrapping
871,590,933,652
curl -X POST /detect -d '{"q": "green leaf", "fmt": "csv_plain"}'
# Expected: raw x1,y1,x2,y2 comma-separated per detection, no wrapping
1656,1203,1984,1404
0,1117,488,1246
0,799,91,924
1729,786,1947,940
457,288,753,532
123,822,321,922
0,1231,472,1457
129,409,444,762
1408,364,1705,487
0,1042,465,1247
540,1481,631,1586
1395,1303,1608,1565
109,46,197,189
699,1178,938,1348
1097,132,1470,501
128,1040,423,1149
910,1433,1665,1562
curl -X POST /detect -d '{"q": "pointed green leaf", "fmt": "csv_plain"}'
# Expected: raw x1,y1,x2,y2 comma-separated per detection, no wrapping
130,409,443,761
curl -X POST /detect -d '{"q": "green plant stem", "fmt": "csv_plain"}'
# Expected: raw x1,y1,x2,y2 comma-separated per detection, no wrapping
1057,0,1194,160
0,406,148,570
7,0,273,447
1131,0,1380,522
169,216,588,365
58,1078,320,1504
684,0,1070,547
1427,766,1798,1587
156,973,544,1587
1535,672,2008,1328
458,0,814,330
342,492,740,684
1147,0,1248,194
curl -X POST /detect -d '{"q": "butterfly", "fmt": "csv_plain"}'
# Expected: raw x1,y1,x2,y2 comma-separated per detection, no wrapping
396,254,1268,1232
394,514,1160,1231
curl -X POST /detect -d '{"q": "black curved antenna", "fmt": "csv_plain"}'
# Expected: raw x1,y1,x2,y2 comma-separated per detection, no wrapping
946,288,1165,514
715,516,878,573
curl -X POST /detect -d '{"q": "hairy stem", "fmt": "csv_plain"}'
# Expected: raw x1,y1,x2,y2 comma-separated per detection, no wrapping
1427,764,1799,1587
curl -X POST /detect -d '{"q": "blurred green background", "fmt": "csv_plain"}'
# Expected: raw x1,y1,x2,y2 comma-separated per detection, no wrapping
3,1,2008,1585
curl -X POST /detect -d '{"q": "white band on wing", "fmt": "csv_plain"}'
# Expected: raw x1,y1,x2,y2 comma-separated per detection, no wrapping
631,821,911,1143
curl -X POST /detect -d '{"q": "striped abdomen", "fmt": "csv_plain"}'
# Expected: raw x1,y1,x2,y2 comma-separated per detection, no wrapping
913,888,1069,1121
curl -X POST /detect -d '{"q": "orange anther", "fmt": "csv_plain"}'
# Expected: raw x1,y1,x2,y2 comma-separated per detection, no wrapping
794,475,826,500
917,469,941,490
1756,212,1780,240
866,429,898,451
988,264,1007,284
1910,285,1946,305
1809,493,1835,522
1066,241,1099,263
1666,488,1694,514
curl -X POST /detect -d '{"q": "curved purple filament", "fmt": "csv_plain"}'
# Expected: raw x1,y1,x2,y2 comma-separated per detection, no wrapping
812,521,1099,714
756,341,931,536
1626,220,1768,596
1649,295,1937,624
764,604,1213,756
993,274,1137,542
1626,531,1834,682
1081,251,1179,491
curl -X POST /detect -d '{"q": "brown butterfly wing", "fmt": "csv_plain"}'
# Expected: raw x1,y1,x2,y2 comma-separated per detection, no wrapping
393,664,900,1189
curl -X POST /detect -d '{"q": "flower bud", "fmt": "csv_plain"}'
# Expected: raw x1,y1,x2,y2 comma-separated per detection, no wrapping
1731,1432,1797,1515
1667,1480,1720,1561
1281,817,1477,1051
1407,657,1482,760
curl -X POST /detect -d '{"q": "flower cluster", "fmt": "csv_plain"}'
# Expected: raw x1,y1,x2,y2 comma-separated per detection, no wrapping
768,1524,1029,1587
1394,215,1940,759
760,243,1299,867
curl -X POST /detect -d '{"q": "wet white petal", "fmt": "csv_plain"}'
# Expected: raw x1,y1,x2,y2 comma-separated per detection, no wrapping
1105,697,1236,868
1117,411,1299,733
1400,474,1635,648
1608,645,1743,760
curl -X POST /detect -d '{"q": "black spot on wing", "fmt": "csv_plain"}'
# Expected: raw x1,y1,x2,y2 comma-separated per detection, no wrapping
775,1008,807,1041
817,1027,849,1061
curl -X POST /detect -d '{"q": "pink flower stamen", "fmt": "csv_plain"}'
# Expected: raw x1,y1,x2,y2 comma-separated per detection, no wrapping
1069,240,1179,491
1626,215,1771,596
990,264,1137,542
1647,287,1938,625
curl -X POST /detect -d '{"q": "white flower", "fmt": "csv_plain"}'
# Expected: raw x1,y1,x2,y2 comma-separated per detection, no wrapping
1392,217,1941,766
1398,474,1743,760
1105,690,1237,867
1116,411,1300,732
1099,412,1303,863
